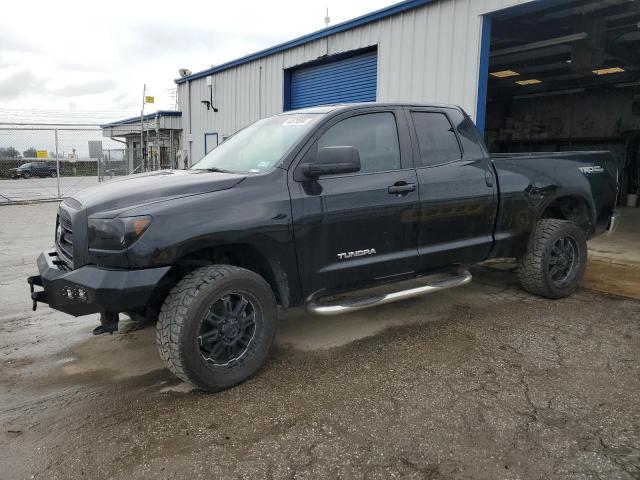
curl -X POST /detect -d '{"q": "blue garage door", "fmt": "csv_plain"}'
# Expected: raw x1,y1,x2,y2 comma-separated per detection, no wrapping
290,51,377,110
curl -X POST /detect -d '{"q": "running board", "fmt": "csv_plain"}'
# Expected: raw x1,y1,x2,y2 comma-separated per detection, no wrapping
306,269,472,316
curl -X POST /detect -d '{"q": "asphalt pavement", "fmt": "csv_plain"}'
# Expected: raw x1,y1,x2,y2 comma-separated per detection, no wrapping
0,176,100,202
1,203,638,480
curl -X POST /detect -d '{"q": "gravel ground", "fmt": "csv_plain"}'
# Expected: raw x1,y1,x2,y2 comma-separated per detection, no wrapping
0,203,639,480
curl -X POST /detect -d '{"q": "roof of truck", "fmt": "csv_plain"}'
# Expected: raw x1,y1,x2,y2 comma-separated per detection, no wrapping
279,102,462,115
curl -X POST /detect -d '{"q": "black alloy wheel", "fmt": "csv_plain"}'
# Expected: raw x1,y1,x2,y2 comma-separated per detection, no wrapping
518,218,588,299
156,265,277,392
548,235,580,287
198,293,257,366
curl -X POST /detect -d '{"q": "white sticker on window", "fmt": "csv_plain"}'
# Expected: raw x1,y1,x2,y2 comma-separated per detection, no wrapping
257,161,270,168
282,117,312,126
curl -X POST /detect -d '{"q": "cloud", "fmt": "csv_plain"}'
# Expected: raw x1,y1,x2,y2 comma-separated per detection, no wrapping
0,70,44,99
0,31,42,53
56,59,105,73
112,92,138,110
50,79,116,97
123,22,282,59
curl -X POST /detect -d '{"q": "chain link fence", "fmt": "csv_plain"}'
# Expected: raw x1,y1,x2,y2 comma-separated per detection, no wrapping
0,125,171,203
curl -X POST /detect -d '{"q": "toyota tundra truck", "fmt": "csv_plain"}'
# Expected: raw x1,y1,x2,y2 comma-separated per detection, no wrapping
28,103,618,391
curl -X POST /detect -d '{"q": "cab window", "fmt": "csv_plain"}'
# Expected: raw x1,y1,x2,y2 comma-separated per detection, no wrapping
317,112,401,174
411,112,462,167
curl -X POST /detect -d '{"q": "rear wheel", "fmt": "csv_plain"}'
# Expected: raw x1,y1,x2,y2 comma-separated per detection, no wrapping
156,265,277,392
518,219,587,299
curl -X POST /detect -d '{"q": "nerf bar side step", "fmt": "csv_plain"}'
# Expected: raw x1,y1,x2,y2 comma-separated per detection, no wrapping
307,269,472,316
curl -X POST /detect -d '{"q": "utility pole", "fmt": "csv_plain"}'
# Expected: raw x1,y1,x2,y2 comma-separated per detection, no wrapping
155,111,160,170
324,7,330,28
140,83,146,171
55,129,60,198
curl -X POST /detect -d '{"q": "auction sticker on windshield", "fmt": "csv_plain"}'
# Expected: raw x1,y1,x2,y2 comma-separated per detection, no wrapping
282,117,314,126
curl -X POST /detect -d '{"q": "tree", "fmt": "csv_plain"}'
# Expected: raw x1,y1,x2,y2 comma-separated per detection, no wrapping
0,146,20,158
23,147,38,158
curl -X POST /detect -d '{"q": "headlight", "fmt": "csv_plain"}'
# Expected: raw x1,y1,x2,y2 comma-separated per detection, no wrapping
88,215,152,251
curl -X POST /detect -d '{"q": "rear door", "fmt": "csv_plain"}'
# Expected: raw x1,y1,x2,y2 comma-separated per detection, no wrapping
289,108,420,298
408,107,498,270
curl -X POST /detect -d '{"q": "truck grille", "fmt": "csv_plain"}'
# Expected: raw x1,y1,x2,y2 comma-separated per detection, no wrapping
55,212,74,269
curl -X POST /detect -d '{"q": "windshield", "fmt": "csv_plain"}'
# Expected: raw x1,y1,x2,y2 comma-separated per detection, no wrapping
191,113,324,174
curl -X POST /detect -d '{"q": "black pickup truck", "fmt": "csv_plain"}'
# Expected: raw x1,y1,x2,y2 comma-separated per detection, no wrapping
28,103,618,391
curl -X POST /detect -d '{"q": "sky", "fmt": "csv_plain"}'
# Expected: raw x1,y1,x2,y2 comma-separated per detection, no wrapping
0,0,396,124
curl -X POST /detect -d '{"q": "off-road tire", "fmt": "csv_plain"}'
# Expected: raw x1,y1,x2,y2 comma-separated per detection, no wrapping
518,219,587,299
156,265,277,392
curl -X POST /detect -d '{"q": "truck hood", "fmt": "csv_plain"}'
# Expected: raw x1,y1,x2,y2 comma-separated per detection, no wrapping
69,169,246,216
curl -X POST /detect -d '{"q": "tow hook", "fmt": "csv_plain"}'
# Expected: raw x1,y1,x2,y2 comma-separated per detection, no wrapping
27,275,46,311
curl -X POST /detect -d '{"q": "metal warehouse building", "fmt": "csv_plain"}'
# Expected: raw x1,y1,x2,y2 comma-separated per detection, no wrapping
174,0,640,202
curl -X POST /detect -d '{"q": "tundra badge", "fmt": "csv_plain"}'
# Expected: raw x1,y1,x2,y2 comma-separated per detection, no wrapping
337,249,377,260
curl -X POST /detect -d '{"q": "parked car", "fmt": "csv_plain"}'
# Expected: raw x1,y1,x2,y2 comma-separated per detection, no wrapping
9,162,57,178
28,103,618,392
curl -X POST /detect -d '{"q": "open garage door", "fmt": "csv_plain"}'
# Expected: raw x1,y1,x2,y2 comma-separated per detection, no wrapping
479,0,640,207
289,50,378,110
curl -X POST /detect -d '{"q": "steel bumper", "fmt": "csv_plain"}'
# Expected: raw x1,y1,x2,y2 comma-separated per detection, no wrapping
28,249,171,316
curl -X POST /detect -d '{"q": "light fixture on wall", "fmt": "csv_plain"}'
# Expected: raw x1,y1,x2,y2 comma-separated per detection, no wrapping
490,70,520,78
516,79,542,86
201,76,219,112
592,67,625,75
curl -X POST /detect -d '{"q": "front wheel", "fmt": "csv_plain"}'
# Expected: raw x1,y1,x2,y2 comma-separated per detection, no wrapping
156,265,277,392
518,219,587,299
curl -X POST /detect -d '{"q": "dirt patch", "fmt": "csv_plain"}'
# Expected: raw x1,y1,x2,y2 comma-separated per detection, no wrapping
583,258,640,300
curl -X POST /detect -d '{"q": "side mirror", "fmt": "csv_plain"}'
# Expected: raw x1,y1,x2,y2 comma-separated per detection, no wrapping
302,146,361,178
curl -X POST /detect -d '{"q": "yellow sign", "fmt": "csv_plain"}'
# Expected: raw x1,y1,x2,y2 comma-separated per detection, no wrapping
36,150,48,158
145,96,155,103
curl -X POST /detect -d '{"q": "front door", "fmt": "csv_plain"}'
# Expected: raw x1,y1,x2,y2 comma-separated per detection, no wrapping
289,109,420,299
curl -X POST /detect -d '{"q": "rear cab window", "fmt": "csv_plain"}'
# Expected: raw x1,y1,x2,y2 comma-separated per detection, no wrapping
410,111,462,167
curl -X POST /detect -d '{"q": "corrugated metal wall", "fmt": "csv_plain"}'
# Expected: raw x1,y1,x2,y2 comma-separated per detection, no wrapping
178,0,533,164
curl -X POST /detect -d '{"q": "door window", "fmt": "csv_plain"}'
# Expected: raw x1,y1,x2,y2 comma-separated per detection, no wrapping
317,112,401,174
411,112,462,167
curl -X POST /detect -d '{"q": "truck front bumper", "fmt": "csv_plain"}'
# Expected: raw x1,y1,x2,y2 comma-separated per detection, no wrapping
28,250,171,316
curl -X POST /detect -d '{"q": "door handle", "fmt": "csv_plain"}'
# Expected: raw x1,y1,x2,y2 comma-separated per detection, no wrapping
388,182,416,195
485,170,494,187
